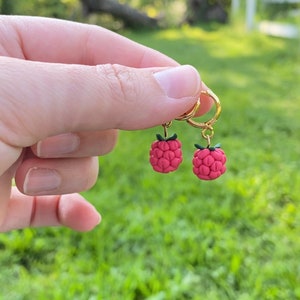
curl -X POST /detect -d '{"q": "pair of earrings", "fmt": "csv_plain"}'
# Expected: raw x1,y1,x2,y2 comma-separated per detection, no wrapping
149,90,226,180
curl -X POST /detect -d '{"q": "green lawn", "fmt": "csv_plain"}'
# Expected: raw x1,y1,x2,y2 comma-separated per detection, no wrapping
1,24,300,300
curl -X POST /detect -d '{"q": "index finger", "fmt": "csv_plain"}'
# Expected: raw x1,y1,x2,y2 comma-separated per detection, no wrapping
3,15,178,67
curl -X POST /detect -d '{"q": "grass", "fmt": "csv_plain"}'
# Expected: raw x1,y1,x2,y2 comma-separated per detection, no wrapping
1,23,300,299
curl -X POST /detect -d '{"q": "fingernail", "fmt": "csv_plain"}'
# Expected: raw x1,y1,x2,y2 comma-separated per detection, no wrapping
96,212,102,225
37,133,80,157
24,168,62,195
154,65,201,99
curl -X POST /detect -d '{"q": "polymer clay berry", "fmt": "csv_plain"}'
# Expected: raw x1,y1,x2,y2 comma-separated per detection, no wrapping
192,144,226,180
149,134,183,173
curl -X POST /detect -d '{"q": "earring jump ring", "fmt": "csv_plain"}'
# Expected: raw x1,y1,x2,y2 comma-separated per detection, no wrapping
186,89,221,129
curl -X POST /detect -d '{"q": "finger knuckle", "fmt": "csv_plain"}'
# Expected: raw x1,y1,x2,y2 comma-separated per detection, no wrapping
99,64,140,104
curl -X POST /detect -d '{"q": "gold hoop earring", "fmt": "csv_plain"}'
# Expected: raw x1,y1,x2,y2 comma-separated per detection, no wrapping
188,89,226,180
186,89,221,130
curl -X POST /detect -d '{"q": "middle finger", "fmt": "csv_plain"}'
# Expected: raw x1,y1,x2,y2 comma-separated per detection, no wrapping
31,129,118,158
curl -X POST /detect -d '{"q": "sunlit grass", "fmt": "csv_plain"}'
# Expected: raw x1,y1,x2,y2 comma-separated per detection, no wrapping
1,23,300,299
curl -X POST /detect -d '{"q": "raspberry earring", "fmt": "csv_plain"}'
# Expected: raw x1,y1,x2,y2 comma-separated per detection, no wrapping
149,122,183,173
189,90,226,180
149,89,226,180
149,99,201,173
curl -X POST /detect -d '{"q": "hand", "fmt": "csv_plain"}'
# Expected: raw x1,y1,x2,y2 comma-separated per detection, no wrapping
0,16,212,232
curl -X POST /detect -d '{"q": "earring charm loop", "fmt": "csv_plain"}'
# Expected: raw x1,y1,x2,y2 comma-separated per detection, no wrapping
186,89,221,129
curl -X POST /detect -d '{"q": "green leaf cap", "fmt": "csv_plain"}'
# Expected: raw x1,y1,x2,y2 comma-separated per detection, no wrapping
195,143,221,151
156,133,178,141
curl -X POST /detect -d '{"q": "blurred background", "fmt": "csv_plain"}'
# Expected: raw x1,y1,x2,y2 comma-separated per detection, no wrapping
0,1,300,299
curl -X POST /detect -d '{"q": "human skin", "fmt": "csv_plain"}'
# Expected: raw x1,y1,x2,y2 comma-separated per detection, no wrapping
0,16,212,232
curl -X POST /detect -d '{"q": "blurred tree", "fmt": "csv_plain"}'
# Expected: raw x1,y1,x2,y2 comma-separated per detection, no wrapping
81,0,231,28
0,0,79,19
80,0,159,28
0,0,232,28
186,0,230,24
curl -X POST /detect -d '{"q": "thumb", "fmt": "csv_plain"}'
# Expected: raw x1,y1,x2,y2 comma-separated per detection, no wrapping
0,58,201,173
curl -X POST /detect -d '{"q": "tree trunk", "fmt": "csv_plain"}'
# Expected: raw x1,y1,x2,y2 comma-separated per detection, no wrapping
80,0,159,29
186,0,228,24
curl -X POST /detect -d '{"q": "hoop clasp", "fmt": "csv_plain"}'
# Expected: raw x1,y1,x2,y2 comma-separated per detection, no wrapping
175,98,201,121
186,89,221,129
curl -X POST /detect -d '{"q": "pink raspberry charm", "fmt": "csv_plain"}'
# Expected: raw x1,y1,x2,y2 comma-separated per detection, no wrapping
192,143,226,180
149,134,183,173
